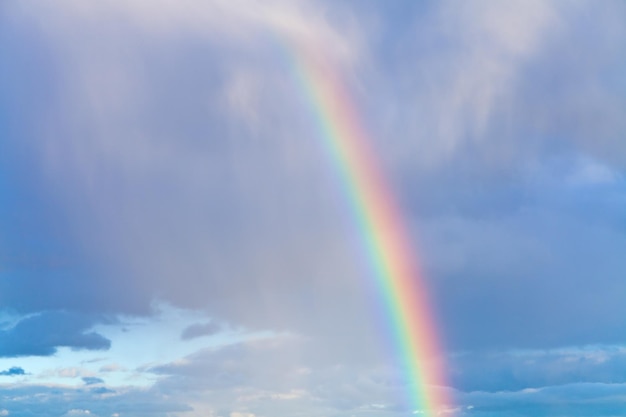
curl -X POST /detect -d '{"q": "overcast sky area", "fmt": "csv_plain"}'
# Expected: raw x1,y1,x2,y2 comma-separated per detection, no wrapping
1,1,625,416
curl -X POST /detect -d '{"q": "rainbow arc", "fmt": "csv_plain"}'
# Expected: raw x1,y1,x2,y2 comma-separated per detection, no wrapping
287,43,452,414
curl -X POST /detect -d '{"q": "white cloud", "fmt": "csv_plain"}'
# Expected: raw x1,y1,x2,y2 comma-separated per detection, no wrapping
40,367,93,379
374,0,626,172
436,0,560,137
99,364,126,373
71,0,355,55
381,0,562,167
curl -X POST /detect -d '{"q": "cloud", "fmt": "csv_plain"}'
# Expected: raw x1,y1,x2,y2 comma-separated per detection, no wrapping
42,367,93,379
145,335,423,415
181,321,221,340
372,0,626,172
457,382,626,417
449,345,626,392
0,384,191,417
82,376,105,386
415,167,626,350
0,367,26,376
90,387,116,395
148,337,299,391
99,364,126,373
0,2,382,380
0,0,370,332
1,0,623,355
0,312,110,357
0,1,625,416
64,411,92,416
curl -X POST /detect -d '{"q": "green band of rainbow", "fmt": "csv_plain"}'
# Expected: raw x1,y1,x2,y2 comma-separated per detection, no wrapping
287,45,451,414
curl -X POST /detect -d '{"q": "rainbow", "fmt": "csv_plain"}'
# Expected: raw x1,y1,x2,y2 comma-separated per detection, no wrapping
286,44,452,414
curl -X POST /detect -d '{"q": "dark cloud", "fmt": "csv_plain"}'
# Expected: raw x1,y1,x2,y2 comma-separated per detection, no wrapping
0,366,26,376
458,382,626,417
90,386,115,395
0,1,625,415
0,0,622,358
0,312,111,357
409,165,626,351
0,1,365,337
82,376,104,385
180,321,220,340
449,346,626,392
445,221,624,350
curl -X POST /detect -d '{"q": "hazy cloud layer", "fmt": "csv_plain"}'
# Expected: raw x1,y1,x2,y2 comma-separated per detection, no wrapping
1,0,625,416
2,0,623,346
0,384,191,417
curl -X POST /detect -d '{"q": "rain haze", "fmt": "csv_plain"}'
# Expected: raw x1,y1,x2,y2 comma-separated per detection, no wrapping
1,1,625,416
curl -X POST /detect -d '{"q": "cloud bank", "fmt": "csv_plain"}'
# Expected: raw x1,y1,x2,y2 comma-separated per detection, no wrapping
0,0,625,416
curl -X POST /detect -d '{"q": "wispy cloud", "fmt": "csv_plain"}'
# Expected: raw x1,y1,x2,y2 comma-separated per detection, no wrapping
181,321,221,340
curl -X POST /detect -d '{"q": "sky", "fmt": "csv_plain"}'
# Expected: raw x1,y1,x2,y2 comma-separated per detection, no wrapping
0,0,625,416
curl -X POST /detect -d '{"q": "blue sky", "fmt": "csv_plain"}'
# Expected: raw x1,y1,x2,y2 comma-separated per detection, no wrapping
1,1,625,416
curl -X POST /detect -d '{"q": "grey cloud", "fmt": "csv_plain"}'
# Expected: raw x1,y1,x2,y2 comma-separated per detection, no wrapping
0,6,625,417
372,0,626,172
416,171,626,351
149,337,304,391
2,369,625,417
0,0,365,324
0,312,111,358
148,337,409,415
181,321,220,340
0,384,191,417
458,382,626,417
82,376,104,385
449,345,626,392
1,0,623,355
0,366,26,376
90,387,115,395
0,0,382,371
144,338,626,417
